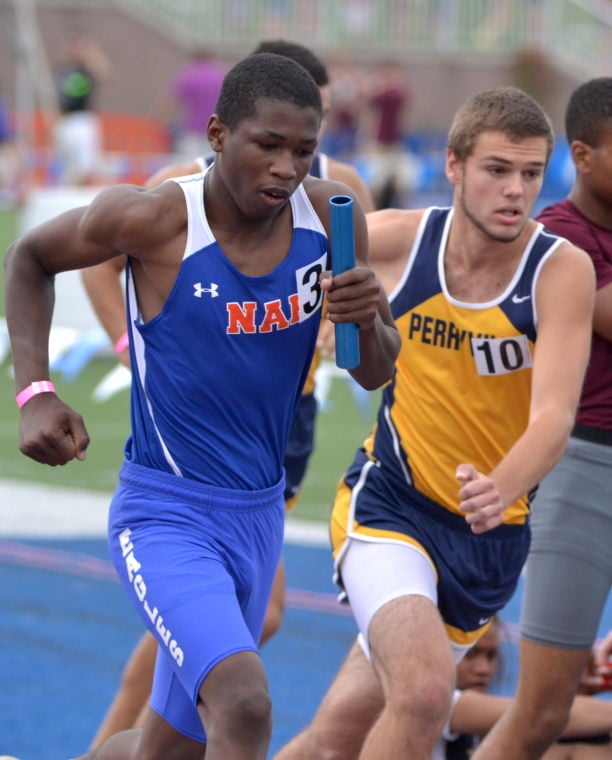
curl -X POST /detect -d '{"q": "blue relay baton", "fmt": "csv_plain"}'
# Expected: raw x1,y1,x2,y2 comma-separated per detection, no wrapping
329,194,360,370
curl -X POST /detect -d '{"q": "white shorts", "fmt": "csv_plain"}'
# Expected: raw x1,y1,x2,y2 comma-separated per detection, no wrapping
342,537,472,664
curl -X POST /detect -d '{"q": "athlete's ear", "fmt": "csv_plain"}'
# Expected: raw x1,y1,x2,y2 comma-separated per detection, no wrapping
445,148,462,186
570,139,593,175
207,115,226,153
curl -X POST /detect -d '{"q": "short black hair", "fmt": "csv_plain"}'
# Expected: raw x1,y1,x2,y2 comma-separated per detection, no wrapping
565,77,612,146
251,40,329,87
215,53,322,130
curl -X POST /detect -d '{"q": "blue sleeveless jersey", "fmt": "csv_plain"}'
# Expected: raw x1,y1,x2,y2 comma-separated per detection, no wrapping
123,171,329,490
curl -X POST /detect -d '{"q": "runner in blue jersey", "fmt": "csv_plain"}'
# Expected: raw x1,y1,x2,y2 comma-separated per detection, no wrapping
4,53,399,760
80,41,378,750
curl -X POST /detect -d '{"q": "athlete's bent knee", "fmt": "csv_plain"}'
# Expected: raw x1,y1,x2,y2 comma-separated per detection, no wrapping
208,685,272,742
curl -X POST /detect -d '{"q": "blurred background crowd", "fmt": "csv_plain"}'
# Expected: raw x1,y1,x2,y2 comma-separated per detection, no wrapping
0,0,609,213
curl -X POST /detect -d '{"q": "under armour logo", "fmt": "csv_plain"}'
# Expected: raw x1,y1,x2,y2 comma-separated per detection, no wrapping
193,282,219,298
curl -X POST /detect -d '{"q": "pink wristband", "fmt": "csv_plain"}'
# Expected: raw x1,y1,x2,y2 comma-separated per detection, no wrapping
16,380,56,409
114,332,129,354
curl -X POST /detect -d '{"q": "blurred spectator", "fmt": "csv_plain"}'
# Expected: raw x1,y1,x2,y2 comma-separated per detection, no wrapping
0,88,24,206
365,61,412,209
367,61,410,154
322,57,367,158
169,47,226,159
53,31,111,185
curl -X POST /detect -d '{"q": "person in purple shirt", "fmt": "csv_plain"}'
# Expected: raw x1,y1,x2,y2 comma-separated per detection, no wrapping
170,47,226,159
473,77,612,760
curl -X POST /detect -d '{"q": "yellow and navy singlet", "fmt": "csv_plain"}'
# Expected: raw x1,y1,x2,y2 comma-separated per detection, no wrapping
123,168,329,490
366,206,563,525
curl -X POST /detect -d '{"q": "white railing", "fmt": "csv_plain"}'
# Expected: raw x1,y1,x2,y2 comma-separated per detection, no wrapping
29,0,612,79
540,0,612,78
108,0,611,76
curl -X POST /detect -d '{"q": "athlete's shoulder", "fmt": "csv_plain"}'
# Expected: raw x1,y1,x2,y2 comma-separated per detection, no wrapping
367,208,426,269
367,207,425,238
87,181,187,253
535,232,595,314
521,216,590,273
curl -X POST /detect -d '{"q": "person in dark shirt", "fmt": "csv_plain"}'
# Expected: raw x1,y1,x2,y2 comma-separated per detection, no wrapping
53,31,110,185
473,76,612,760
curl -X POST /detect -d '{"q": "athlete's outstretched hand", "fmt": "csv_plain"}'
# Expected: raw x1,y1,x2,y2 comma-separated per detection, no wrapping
456,464,504,534
19,394,90,466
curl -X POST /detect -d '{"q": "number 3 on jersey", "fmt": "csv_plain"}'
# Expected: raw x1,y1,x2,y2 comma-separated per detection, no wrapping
471,334,533,376
296,253,326,322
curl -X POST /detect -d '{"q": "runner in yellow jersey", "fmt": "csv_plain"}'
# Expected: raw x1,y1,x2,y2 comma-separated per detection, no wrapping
276,85,595,760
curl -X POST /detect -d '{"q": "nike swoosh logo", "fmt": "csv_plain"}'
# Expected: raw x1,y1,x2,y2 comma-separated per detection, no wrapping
479,617,490,626
512,294,531,304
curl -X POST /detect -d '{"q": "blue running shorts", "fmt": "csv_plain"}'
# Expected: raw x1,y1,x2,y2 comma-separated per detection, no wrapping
108,460,285,741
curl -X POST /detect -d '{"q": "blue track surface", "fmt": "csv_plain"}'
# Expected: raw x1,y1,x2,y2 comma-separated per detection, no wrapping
1,536,611,760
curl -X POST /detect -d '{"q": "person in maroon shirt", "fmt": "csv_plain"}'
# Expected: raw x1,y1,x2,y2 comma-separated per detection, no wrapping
473,77,612,760
368,61,410,151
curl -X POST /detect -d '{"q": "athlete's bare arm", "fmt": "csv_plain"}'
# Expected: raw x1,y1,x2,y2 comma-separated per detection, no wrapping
366,208,424,295
464,242,595,533
5,182,186,465
81,159,202,363
453,689,612,741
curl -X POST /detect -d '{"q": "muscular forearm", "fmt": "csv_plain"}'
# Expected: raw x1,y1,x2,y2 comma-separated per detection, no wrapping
563,695,612,738
5,241,56,389
451,692,510,736
452,691,612,741
490,408,573,511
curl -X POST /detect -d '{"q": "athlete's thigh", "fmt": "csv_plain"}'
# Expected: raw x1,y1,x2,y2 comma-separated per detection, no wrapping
115,551,254,744
108,504,266,743
340,536,438,652
367,593,454,700
333,450,529,656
